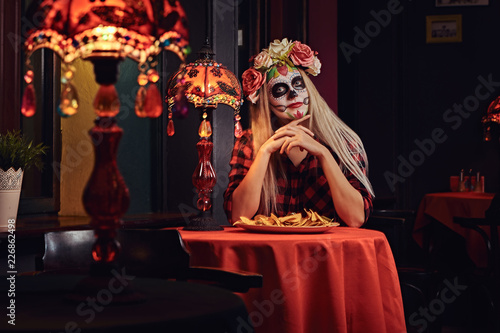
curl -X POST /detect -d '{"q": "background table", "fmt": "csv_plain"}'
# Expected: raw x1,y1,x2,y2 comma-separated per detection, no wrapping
0,274,250,332
413,192,496,268
179,227,406,333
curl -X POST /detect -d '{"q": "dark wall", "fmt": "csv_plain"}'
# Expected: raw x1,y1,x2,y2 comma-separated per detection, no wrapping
116,59,153,215
309,0,338,111
338,0,500,211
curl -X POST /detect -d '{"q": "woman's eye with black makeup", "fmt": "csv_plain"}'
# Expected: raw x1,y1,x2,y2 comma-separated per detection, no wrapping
272,83,289,98
292,77,305,90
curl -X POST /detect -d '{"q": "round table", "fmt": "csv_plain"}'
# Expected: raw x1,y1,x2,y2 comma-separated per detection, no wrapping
0,274,251,332
179,226,406,333
413,192,496,268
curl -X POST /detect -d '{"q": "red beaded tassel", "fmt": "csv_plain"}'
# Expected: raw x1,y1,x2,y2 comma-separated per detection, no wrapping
144,68,163,118
21,69,36,117
135,65,149,118
234,113,243,138
167,112,175,136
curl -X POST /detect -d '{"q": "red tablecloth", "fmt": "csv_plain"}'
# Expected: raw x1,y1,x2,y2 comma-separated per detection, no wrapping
178,227,406,333
413,192,495,268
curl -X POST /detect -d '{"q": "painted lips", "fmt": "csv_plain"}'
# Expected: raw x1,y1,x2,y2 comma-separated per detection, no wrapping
288,102,303,109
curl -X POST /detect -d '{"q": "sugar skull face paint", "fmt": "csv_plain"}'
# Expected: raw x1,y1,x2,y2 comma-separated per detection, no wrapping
267,68,309,121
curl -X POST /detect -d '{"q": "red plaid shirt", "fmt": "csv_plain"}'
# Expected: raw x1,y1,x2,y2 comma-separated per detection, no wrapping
223,130,373,225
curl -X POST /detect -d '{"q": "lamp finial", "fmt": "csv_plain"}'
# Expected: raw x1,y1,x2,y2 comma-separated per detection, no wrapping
198,38,215,61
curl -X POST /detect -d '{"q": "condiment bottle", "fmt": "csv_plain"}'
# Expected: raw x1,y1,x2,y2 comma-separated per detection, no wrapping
465,169,473,192
458,169,466,192
473,171,482,192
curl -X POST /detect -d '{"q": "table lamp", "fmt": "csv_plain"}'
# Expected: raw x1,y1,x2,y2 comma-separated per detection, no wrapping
21,0,189,297
482,96,500,278
483,96,500,142
166,39,243,230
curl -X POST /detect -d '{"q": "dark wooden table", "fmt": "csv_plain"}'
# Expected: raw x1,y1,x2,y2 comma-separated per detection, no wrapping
0,274,251,332
0,213,189,274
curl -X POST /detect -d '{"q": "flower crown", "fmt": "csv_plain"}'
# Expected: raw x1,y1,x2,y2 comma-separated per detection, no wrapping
242,38,321,104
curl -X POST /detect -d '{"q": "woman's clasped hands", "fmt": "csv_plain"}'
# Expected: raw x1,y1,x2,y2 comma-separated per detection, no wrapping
269,115,326,157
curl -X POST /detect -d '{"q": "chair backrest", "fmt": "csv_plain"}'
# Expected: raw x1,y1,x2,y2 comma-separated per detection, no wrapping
43,229,191,278
453,216,494,275
363,215,407,266
43,229,95,272
42,228,263,292
116,229,191,279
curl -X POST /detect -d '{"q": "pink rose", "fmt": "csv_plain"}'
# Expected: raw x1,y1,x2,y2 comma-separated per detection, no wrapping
242,68,265,103
289,42,315,67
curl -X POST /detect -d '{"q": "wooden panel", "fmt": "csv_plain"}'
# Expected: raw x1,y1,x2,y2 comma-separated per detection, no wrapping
308,0,337,111
0,0,21,133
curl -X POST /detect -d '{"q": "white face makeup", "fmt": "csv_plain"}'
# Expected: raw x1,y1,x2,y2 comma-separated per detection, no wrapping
267,68,309,121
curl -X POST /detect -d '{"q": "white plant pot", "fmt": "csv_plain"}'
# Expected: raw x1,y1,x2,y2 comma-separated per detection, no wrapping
0,168,24,231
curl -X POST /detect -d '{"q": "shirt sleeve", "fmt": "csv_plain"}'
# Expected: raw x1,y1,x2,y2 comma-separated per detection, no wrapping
223,130,254,224
344,145,374,224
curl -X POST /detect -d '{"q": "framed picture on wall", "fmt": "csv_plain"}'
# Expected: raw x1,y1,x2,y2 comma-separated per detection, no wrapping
436,0,488,6
426,15,462,43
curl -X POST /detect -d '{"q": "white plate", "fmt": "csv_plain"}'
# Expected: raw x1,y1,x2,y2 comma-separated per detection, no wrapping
235,223,337,234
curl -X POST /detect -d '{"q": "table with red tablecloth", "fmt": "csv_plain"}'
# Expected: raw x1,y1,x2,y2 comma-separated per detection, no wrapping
178,226,406,333
413,192,496,268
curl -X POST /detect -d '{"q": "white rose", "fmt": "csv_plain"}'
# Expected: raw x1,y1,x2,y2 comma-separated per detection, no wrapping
253,51,274,69
306,57,322,76
267,38,293,58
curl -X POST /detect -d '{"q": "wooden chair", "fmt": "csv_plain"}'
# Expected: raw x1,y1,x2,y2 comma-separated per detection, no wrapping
42,229,262,293
363,211,442,333
453,216,500,332
453,217,496,275
363,214,408,267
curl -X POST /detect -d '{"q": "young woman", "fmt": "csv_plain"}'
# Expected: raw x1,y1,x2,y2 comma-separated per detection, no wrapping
224,38,374,227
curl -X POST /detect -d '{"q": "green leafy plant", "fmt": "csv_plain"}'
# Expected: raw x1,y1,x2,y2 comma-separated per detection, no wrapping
0,130,49,172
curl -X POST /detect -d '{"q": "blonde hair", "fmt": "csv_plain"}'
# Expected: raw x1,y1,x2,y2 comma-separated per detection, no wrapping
249,69,374,215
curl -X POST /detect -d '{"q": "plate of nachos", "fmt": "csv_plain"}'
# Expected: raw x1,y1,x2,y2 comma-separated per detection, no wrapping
234,209,340,234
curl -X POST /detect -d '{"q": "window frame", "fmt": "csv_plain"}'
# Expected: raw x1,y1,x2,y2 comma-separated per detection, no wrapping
1,0,61,216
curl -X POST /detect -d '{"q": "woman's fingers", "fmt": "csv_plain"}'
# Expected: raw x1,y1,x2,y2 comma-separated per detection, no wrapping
275,116,314,137
291,114,311,125
280,137,293,154
296,125,315,137
263,136,288,154
281,130,323,155
275,116,309,131
274,126,314,139
272,129,291,140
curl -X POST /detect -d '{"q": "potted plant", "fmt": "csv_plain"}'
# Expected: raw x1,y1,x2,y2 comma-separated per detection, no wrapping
0,130,48,229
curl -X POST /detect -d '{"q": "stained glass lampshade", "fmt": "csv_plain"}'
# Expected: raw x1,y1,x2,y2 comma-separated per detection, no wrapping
23,0,189,118
166,40,243,137
21,0,189,294
23,1,189,62
166,40,243,230
483,96,500,141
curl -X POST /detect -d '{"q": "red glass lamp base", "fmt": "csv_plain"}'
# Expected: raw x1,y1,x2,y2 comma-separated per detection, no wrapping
83,117,130,262
185,137,223,231
66,117,143,303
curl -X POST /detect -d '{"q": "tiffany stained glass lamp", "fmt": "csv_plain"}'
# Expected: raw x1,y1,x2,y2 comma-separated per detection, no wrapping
21,0,189,286
483,96,500,142
166,39,243,230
